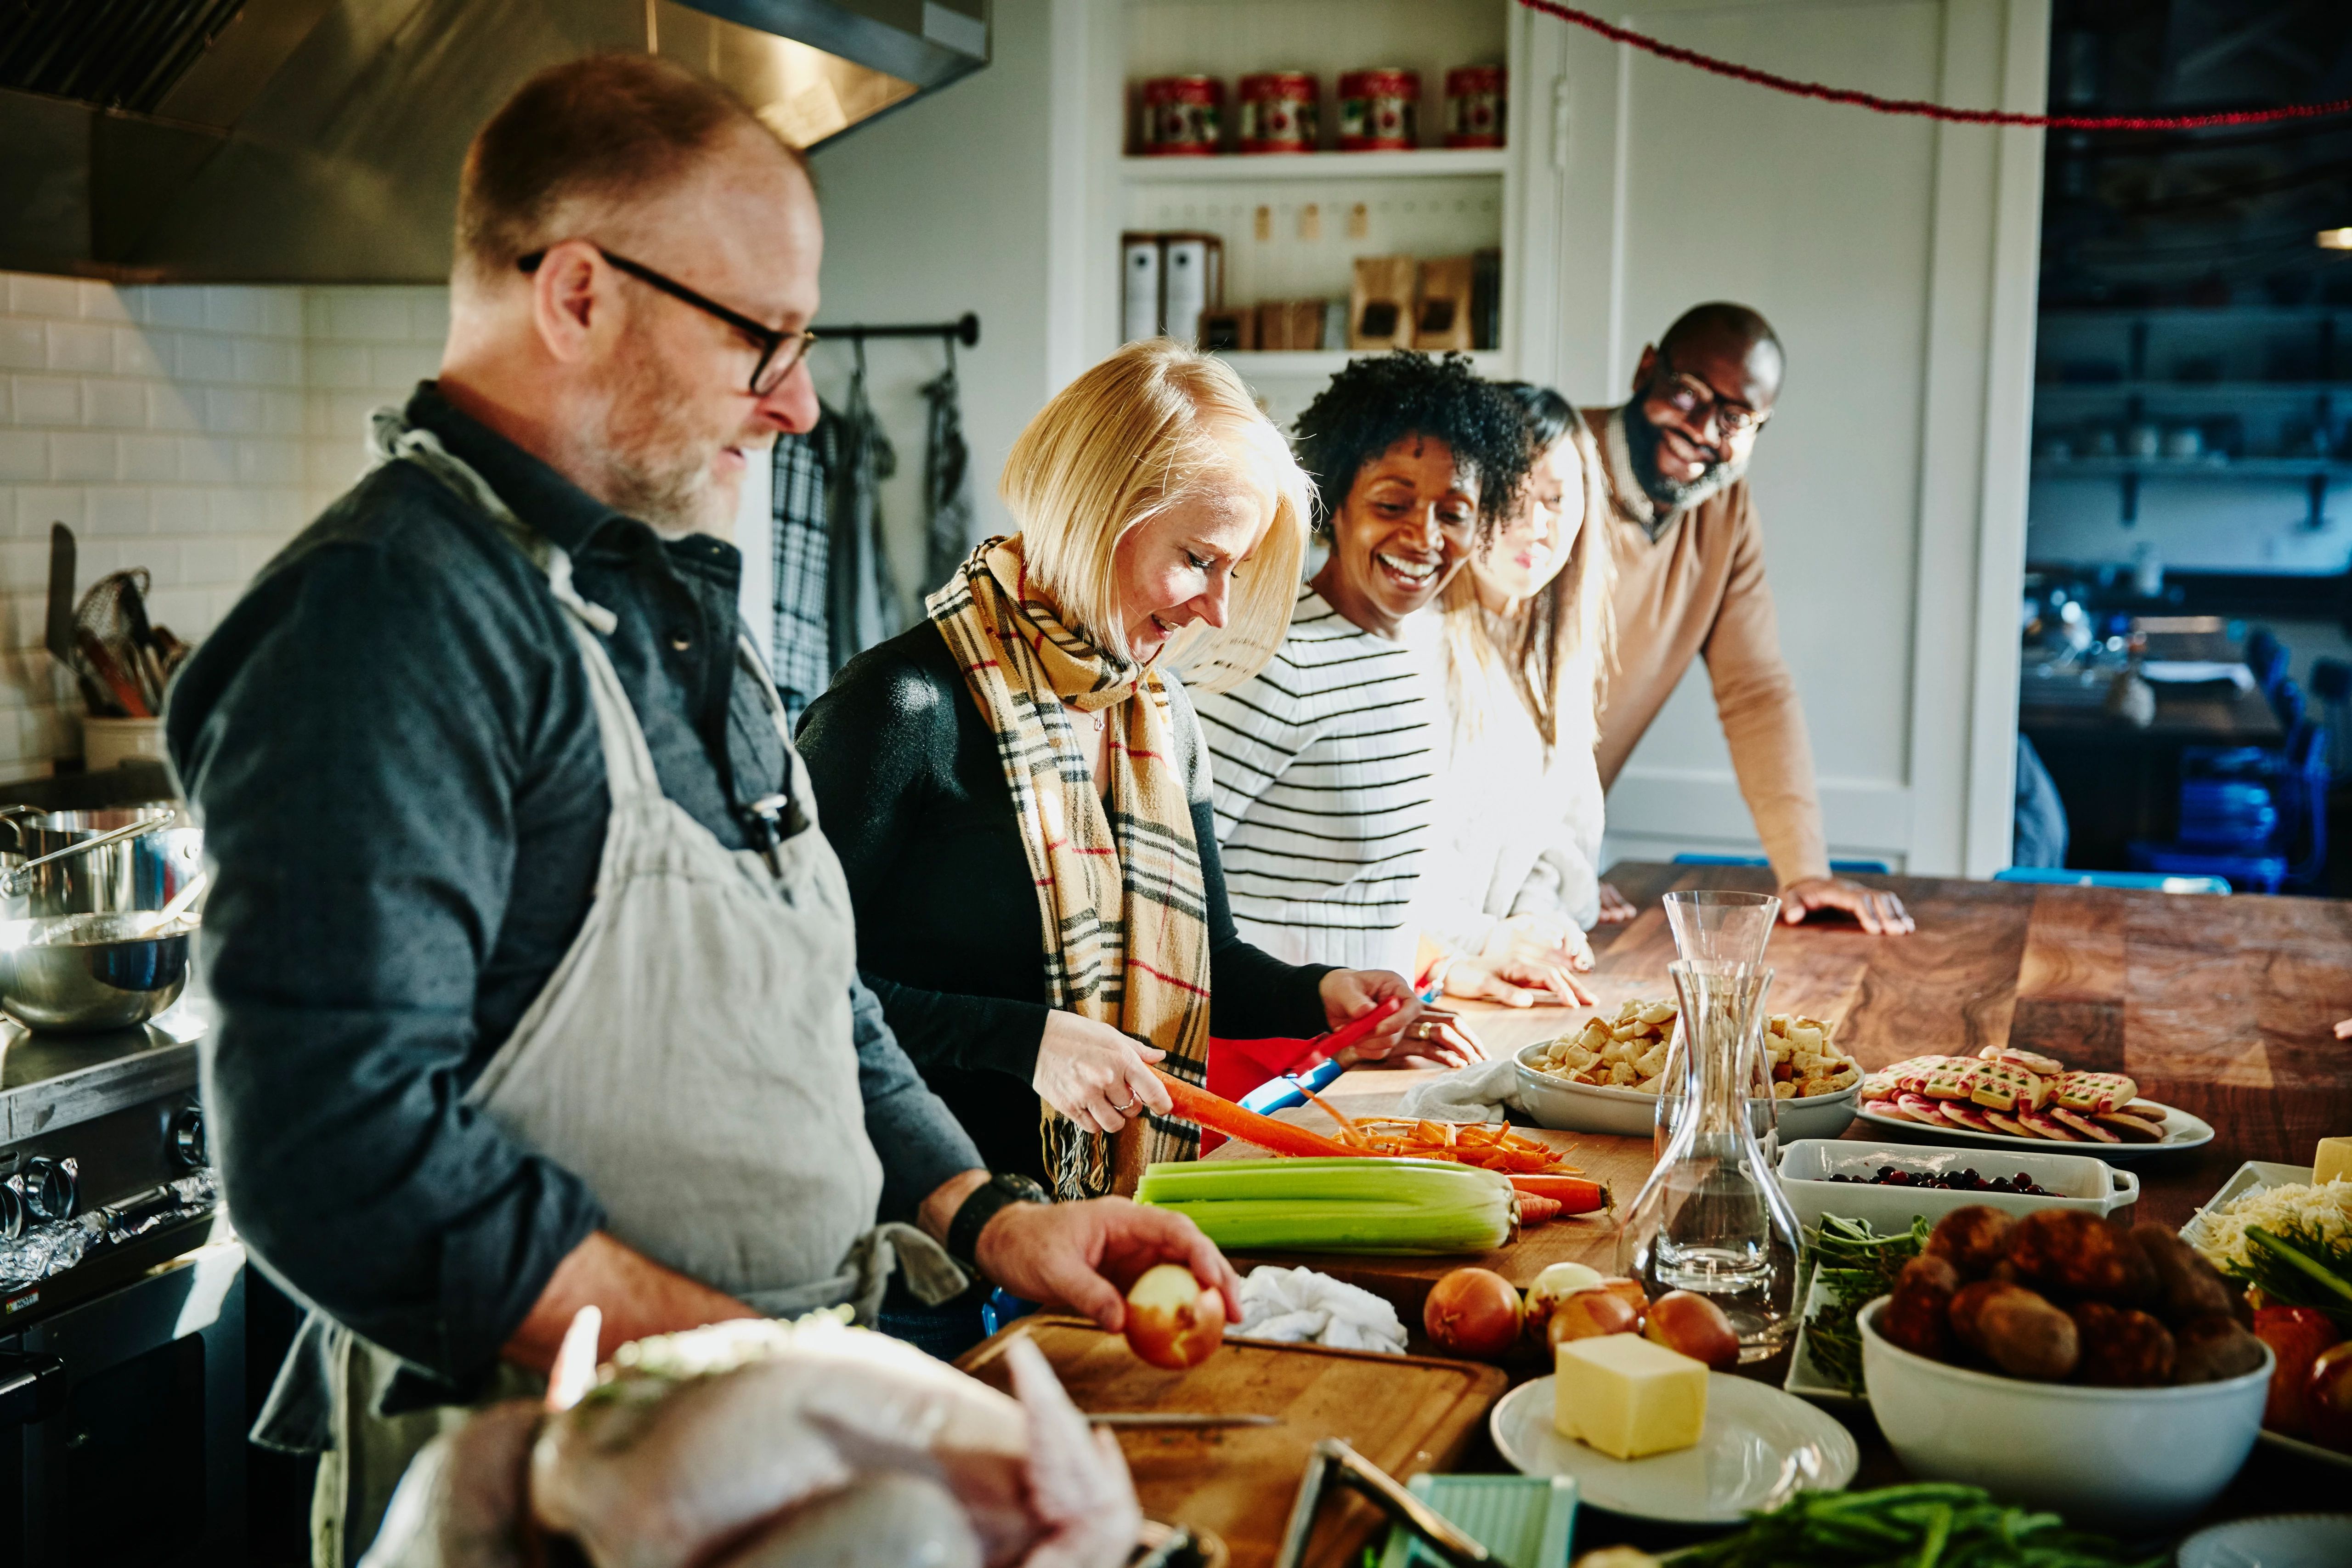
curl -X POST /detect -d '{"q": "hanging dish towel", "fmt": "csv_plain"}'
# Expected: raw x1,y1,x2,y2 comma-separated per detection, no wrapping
828,349,903,670
769,413,837,728
921,356,974,596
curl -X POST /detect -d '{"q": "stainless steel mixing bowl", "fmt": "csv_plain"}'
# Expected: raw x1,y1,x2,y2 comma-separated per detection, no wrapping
0,911,192,1033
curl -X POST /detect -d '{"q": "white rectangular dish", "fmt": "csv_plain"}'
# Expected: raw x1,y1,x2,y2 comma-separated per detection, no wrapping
1776,1139,2137,1235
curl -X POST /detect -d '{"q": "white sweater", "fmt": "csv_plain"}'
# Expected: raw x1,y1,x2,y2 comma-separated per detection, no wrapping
1411,622,1606,952
1193,584,1437,974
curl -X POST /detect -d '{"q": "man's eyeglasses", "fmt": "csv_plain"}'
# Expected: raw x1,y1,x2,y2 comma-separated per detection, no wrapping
517,244,815,397
1656,357,1770,440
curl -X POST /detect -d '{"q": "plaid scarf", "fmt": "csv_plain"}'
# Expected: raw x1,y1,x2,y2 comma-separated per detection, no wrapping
927,536,1210,1198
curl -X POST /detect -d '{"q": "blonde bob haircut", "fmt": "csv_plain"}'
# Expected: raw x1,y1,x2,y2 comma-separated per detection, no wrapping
1001,339,1312,695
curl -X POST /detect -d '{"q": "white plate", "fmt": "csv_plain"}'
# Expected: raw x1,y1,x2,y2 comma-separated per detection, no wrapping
1784,1275,1865,1408
1489,1372,1858,1523
2177,1513,2352,1568
2176,1161,2352,1473
1852,1098,2211,1161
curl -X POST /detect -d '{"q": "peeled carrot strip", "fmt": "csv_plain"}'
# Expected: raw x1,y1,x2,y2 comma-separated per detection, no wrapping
1299,1085,1362,1141
1517,1193,1564,1224
1153,1071,1357,1158
1506,1174,1610,1212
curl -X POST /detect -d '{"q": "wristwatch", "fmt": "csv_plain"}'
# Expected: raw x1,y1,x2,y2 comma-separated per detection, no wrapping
947,1172,1050,1269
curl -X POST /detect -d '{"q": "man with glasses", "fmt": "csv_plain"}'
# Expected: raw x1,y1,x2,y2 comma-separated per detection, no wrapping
166,55,1235,1564
1585,302,1913,935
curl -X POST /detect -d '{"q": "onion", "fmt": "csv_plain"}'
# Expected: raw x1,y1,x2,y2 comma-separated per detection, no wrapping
1524,1262,1608,1331
1424,1268,1523,1360
1123,1264,1226,1370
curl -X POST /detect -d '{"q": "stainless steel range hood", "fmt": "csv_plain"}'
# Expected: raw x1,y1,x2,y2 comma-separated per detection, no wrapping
0,0,987,283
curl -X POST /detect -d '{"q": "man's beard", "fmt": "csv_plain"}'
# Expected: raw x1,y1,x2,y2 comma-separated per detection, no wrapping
1623,405,1746,515
582,323,735,537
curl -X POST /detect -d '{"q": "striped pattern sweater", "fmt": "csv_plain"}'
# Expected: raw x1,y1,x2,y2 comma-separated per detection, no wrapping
1193,583,1437,974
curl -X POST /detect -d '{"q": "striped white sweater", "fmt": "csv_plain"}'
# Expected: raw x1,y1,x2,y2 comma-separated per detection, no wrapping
1193,584,1437,974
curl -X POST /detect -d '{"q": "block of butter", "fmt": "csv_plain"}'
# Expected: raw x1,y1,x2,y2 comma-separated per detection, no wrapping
2317,1137,2352,1187
1554,1333,1709,1460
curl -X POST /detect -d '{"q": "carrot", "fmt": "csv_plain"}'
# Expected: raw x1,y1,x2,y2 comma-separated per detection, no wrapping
1153,1070,1357,1158
1506,1173,1611,1213
1516,1193,1565,1224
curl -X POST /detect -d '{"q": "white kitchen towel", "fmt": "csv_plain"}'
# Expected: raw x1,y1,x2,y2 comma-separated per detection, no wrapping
1232,1266,1407,1355
1394,1058,1530,1123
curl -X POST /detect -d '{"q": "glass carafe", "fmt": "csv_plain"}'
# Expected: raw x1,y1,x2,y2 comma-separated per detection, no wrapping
1654,889,1784,1164
1618,959,1804,1362
1652,965,1780,1169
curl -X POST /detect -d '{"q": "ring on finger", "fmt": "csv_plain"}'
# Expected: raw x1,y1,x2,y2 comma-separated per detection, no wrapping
1111,1093,1140,1115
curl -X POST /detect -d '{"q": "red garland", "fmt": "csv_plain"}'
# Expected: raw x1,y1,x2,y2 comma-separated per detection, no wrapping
1516,0,2352,131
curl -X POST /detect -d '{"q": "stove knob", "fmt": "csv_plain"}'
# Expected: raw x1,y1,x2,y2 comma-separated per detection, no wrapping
22,1157,74,1223
0,1179,21,1241
170,1105,208,1171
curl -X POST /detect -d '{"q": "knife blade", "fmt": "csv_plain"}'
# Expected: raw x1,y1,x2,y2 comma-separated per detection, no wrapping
1086,1412,1279,1429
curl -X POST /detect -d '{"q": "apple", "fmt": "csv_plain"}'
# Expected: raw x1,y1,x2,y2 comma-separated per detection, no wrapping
2307,1340,2352,1452
1643,1290,1741,1370
1123,1263,1226,1370
2253,1305,2342,1437
1544,1287,1639,1351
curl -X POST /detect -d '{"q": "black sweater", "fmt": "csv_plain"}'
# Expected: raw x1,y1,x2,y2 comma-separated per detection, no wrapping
798,622,1334,1183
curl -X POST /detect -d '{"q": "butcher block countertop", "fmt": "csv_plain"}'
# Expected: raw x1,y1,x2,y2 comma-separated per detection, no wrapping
1210,859,2352,1318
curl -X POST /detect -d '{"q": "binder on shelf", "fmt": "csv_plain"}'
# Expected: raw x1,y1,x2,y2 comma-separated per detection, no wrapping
1161,232,1223,347
1471,249,1502,352
1121,232,1163,344
1349,255,1419,351
1413,255,1476,352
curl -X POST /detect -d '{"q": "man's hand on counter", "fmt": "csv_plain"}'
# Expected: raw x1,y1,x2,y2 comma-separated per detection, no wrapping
1781,876,1914,935
1595,881,1639,924
973,1197,1244,1334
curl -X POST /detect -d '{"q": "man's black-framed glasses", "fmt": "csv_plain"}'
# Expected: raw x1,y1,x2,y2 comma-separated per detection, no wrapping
518,244,814,396
1655,353,1770,440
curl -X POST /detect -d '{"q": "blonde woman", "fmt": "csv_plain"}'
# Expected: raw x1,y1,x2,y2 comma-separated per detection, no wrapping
1413,384,1616,1004
799,340,1421,1208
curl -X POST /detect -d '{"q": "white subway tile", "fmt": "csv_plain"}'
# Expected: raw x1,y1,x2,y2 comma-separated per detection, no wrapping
48,434,113,483
263,290,304,339
181,540,241,584
110,325,167,378
141,288,206,331
147,586,209,634
120,435,179,482
7,275,76,319
45,322,111,374
0,433,46,483
82,379,146,430
11,376,77,425
76,282,131,323
136,543,183,587
150,490,206,535
307,342,370,389
324,288,414,343
13,488,83,533
237,438,304,486
146,385,200,432
172,332,236,384
0,321,43,370
85,487,150,536
202,288,266,336
176,436,234,484
234,336,300,387
410,290,452,341
202,387,264,435
264,390,303,435
0,540,46,587
369,344,440,387
301,289,333,339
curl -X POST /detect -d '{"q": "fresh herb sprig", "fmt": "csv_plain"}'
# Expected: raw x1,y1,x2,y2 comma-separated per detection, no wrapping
1661,1484,2165,1568
1800,1215,1930,1395
2237,1223,2352,1330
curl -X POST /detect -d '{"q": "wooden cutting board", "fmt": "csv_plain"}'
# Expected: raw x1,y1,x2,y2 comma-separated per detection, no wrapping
958,1316,1507,1568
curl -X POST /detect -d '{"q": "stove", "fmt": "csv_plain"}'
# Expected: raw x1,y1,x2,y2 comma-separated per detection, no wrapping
0,1000,242,1567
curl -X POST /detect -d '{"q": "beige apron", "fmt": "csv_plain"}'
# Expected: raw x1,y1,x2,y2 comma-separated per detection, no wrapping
295,422,965,1567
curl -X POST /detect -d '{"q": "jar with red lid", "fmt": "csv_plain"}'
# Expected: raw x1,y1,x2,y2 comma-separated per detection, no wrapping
1139,76,1223,155
1444,65,1506,148
1337,68,1419,152
1236,72,1319,153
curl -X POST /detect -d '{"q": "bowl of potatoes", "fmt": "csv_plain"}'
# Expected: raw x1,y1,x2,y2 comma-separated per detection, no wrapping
1517,1001,1865,1141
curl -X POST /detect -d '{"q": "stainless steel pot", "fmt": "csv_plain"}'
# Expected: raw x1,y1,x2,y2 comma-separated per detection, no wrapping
0,911,191,1033
0,805,202,917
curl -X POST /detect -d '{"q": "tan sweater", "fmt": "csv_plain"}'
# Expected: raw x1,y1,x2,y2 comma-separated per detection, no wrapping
1587,407,1829,885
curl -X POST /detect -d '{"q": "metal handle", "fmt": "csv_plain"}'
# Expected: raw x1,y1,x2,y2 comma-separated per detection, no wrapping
0,817,157,896
1273,1439,1490,1568
0,1354,65,1427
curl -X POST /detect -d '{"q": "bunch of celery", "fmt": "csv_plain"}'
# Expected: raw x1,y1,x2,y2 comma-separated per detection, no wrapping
1136,1158,1515,1255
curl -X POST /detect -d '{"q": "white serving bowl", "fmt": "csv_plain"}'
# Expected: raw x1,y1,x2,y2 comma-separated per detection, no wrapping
1777,1140,2138,1236
1513,1044,1657,1136
1772,1084,1860,1143
1858,1297,2270,1530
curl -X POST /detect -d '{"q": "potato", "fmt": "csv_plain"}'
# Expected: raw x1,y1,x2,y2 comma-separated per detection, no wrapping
1946,1279,2007,1356
1881,1256,1959,1360
1926,1206,2013,1279
2130,1222,2237,1328
2067,1301,2177,1387
2005,1211,2155,1302
1971,1285,2081,1380
2172,1313,2268,1385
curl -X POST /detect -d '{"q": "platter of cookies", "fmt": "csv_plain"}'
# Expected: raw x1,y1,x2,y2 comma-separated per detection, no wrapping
1855,1046,2212,1160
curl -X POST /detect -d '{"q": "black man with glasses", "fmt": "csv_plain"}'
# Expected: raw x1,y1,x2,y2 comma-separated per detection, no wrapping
1584,301,1914,937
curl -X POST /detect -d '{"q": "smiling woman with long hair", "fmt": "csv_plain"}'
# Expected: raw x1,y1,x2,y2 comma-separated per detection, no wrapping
797,339,1420,1214
1411,383,1615,1000
1190,352,1535,1003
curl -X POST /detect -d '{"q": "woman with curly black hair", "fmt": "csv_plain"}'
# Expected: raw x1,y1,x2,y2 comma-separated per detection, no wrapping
1192,352,1560,1021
